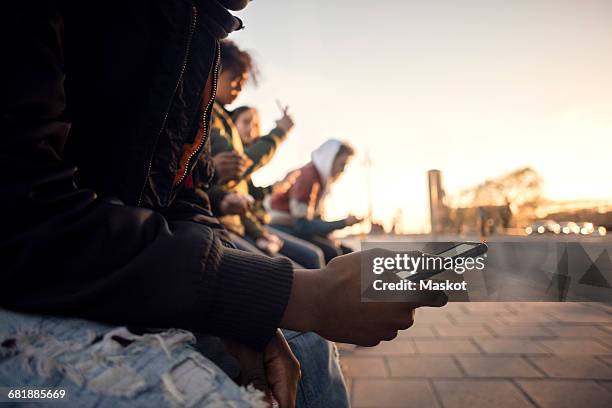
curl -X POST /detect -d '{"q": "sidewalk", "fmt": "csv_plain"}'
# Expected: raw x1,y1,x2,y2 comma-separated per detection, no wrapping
338,302,612,408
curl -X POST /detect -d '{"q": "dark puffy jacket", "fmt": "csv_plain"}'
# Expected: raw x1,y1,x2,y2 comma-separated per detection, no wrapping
0,0,293,351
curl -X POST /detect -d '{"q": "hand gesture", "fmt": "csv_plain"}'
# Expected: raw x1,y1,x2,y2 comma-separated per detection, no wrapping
275,104,294,134
344,215,363,227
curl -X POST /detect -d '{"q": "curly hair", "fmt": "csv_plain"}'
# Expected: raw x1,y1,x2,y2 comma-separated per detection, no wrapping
220,40,259,85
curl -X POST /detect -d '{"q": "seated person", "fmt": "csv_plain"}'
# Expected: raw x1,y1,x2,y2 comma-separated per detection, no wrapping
231,105,326,269
205,41,324,269
269,139,363,263
2,5,447,407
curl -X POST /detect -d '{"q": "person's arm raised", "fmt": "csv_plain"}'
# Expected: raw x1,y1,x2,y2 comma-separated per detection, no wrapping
242,112,294,178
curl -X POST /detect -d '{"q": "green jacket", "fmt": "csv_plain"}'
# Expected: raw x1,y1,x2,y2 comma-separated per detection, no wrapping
209,101,287,236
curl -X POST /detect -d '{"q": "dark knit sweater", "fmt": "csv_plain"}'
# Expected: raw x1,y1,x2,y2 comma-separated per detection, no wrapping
1,1,293,351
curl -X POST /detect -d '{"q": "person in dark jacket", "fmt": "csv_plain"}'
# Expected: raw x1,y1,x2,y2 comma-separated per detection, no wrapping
2,0,295,348
1,1,448,406
200,41,325,268
205,42,288,236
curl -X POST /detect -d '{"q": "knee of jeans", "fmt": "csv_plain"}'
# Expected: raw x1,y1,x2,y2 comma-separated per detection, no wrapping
320,245,341,262
1,323,268,407
286,331,335,363
299,248,324,269
310,247,326,268
0,326,194,397
340,245,353,255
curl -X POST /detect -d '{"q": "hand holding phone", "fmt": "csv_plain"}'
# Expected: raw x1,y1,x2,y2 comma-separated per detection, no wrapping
400,242,488,282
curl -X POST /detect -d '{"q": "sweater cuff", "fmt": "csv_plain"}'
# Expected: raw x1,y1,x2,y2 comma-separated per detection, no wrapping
208,246,294,350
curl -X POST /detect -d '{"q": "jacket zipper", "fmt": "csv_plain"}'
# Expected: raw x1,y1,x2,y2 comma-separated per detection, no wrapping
137,6,198,206
173,42,221,188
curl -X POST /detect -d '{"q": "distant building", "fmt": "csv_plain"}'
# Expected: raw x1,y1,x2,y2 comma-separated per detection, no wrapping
450,205,512,235
428,170,447,234
427,169,512,235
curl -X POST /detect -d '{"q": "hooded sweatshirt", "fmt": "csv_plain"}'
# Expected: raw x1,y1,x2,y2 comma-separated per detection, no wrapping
270,139,348,236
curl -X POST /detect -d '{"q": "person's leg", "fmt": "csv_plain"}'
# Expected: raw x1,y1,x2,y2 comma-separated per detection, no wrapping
0,309,266,408
269,227,325,269
338,243,353,256
268,223,293,235
283,330,349,408
268,225,341,265
303,235,343,264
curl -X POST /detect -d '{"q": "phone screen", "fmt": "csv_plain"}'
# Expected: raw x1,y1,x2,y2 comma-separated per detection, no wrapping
435,243,481,258
400,243,486,282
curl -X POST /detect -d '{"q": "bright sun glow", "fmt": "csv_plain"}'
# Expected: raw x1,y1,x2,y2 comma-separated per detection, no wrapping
231,0,612,233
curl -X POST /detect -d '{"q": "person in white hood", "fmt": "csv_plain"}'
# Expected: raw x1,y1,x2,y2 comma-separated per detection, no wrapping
269,139,363,263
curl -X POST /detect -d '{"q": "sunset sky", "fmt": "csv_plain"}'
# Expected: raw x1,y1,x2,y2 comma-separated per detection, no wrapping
230,0,612,233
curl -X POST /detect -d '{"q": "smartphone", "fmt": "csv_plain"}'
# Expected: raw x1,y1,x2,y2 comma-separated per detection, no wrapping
396,242,488,282
432,242,488,259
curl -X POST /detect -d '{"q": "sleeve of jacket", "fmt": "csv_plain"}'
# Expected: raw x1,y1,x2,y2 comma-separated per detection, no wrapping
208,121,234,189
248,180,272,202
210,122,234,156
0,4,293,351
243,127,287,178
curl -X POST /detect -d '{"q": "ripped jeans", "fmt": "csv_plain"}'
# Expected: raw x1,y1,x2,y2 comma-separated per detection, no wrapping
0,309,349,408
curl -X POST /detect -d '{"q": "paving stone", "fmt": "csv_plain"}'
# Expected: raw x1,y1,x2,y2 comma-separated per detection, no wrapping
597,381,612,393
450,313,513,325
546,310,612,324
438,302,465,312
486,324,555,338
354,340,416,356
414,339,480,355
527,303,592,312
537,339,612,355
414,309,454,326
500,314,559,325
528,356,612,379
457,356,542,378
596,336,612,347
341,356,388,378
395,326,437,340
434,379,533,408
436,326,491,337
347,302,612,406
589,303,612,313
387,356,463,378
475,339,551,354
517,380,612,408
544,325,609,337
510,302,557,311
460,303,515,313
352,379,437,407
